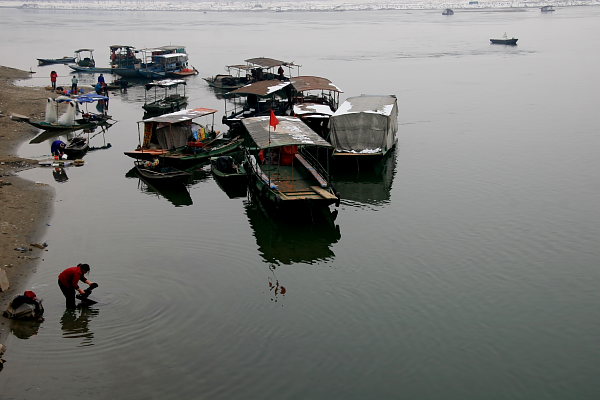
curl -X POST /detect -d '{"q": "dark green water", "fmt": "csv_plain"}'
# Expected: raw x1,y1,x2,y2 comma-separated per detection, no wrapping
1,6,599,399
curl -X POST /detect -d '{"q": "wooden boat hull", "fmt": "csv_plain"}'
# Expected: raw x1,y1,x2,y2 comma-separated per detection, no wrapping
69,65,114,73
490,38,518,45
142,96,188,116
203,75,248,91
160,137,244,168
37,57,75,65
25,119,107,132
210,152,248,197
134,163,191,185
246,153,340,210
64,137,89,159
170,68,199,77
124,149,169,160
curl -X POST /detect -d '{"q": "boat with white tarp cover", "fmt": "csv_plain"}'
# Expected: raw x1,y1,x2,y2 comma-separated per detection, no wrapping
329,94,398,160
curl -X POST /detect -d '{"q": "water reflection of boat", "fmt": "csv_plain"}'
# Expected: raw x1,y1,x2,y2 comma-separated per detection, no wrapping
244,193,341,265
126,167,193,207
331,148,397,206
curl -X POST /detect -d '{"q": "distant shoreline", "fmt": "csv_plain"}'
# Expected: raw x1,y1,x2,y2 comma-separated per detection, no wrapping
0,1,595,13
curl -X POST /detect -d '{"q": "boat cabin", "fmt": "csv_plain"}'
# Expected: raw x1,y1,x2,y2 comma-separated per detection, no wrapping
143,79,187,116
125,107,217,160
244,57,300,81
290,76,343,138
74,48,96,68
329,94,398,160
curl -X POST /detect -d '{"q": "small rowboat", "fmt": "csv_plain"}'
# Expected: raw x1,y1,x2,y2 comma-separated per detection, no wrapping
134,160,191,185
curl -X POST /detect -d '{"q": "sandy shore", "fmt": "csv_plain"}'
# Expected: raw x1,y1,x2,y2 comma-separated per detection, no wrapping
0,66,54,346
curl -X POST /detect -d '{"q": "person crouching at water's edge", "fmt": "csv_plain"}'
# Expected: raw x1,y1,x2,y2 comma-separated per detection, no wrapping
58,263,95,308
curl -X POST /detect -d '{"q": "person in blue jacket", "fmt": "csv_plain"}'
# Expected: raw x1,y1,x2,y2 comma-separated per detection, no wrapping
51,140,66,157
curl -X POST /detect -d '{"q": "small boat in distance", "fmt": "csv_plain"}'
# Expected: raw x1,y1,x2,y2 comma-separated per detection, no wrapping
541,5,555,12
490,33,518,45
37,56,76,66
442,8,454,15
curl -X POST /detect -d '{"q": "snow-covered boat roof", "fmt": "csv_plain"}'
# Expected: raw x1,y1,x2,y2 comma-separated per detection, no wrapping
333,95,397,117
293,103,335,117
242,116,332,149
227,79,291,97
141,107,217,124
144,79,186,89
245,57,296,68
290,76,342,93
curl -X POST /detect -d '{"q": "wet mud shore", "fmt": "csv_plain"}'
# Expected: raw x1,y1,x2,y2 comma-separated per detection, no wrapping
0,66,54,346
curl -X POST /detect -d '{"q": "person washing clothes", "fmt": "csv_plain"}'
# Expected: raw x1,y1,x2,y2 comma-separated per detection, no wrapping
58,263,96,308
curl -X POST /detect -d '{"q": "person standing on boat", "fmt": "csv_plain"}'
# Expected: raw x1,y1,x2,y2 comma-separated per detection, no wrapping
97,73,105,85
278,65,285,80
58,263,95,308
71,75,78,94
50,70,58,90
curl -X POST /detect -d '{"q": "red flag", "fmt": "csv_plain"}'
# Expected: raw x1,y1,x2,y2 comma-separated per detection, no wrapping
269,109,279,131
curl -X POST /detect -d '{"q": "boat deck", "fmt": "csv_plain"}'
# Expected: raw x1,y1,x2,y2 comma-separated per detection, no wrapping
261,165,337,201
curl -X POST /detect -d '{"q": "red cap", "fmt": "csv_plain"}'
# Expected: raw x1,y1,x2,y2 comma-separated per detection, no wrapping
24,290,36,299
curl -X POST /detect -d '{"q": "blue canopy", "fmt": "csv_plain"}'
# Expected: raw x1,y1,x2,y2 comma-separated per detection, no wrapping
55,94,109,104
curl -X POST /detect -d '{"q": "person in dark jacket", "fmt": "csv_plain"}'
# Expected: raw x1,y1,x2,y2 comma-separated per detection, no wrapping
58,263,95,308
51,139,66,158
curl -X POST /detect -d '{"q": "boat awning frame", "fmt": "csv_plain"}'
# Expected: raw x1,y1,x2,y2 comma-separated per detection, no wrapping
242,116,333,149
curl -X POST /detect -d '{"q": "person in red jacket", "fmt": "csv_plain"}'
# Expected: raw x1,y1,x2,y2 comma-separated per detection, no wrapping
58,263,95,308
50,70,58,90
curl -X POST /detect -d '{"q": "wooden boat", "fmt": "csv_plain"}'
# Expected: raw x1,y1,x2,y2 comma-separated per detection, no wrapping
210,151,248,198
134,159,191,185
142,79,187,116
125,107,221,160
210,150,246,180
160,136,244,168
223,79,293,134
290,76,343,139
37,56,75,66
64,136,89,159
136,46,196,79
490,34,518,45
10,94,112,131
74,48,96,67
204,64,253,90
329,94,398,160
242,115,340,210
442,8,454,15
541,5,555,12
171,67,199,77
70,45,143,75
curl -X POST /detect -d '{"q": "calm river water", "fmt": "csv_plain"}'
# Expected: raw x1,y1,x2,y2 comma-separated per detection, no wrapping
1,6,600,400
